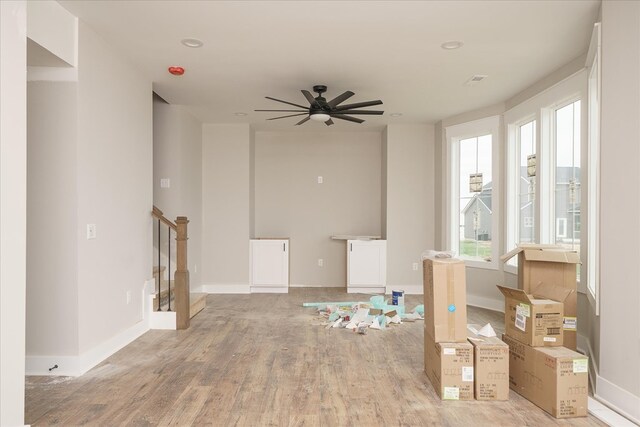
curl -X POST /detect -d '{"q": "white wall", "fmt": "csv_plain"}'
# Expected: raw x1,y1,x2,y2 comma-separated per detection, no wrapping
26,0,76,67
27,82,79,356
597,1,640,420
254,131,382,287
385,125,435,291
0,2,27,424
153,96,203,289
76,21,152,353
201,124,251,288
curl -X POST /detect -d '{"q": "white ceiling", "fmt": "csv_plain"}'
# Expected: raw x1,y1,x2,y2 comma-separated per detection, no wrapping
59,0,600,130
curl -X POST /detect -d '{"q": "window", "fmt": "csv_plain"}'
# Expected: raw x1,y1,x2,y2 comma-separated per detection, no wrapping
586,22,601,311
553,100,581,253
446,116,499,268
524,217,534,228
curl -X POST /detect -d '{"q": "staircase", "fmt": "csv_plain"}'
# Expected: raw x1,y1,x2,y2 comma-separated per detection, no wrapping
151,206,205,329
152,266,206,318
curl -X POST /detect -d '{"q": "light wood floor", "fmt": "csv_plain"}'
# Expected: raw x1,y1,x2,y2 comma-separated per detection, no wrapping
26,288,605,426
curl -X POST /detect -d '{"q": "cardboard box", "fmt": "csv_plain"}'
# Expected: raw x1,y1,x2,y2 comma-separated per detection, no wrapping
423,257,467,343
424,329,474,400
501,244,580,350
502,334,588,418
497,285,570,347
467,324,509,400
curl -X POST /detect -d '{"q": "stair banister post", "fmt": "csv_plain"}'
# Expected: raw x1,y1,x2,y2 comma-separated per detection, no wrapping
174,216,190,329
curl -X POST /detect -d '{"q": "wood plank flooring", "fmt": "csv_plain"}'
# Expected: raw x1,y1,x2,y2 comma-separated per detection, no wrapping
25,288,605,426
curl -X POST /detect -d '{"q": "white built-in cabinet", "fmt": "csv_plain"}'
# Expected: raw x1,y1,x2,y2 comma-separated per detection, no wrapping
249,239,289,293
347,239,387,294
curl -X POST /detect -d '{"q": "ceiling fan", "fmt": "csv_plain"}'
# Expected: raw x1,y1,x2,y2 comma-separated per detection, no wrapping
255,85,383,126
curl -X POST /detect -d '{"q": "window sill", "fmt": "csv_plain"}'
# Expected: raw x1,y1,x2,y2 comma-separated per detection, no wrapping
461,258,499,271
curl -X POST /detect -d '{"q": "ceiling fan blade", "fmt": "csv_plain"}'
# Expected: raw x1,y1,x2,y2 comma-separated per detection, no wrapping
327,90,355,108
325,119,334,126
265,96,309,110
296,116,311,126
331,114,364,124
335,110,384,115
334,100,383,111
255,109,308,112
301,90,316,105
267,113,308,121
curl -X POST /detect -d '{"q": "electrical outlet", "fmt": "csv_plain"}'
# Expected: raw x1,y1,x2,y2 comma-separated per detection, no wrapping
160,178,170,188
317,176,323,184
86,224,96,239
318,258,324,267
126,291,131,304
412,262,419,271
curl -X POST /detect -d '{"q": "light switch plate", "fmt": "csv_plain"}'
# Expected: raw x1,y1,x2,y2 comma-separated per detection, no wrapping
317,176,323,184
160,178,170,188
87,224,96,239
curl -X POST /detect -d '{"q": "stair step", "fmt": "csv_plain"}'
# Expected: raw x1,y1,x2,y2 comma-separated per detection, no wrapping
190,293,206,319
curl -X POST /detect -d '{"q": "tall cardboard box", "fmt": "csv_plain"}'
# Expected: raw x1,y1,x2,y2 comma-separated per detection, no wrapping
498,285,569,347
467,324,509,400
423,257,467,342
501,244,580,349
503,335,588,418
424,329,474,400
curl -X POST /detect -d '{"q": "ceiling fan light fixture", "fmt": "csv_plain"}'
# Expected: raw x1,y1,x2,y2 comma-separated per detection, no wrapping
310,112,330,122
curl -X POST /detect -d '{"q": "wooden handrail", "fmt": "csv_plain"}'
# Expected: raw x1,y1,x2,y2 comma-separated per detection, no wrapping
152,206,177,231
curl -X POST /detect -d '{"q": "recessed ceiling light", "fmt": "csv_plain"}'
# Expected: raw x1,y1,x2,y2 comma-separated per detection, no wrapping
234,112,247,117
441,41,463,50
181,38,203,48
390,113,403,117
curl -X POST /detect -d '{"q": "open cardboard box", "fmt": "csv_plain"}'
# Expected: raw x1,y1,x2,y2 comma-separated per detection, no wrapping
501,244,580,349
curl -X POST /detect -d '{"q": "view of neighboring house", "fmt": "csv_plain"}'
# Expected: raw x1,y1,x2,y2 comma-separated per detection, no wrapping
462,166,580,244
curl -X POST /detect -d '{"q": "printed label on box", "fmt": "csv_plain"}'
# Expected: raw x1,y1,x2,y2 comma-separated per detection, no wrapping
543,337,557,342
563,316,577,331
443,348,456,356
515,312,526,332
462,366,474,382
573,359,588,373
517,303,531,317
443,387,460,400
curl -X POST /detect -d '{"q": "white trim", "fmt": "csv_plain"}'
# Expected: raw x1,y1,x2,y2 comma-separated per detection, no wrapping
347,286,385,294
289,283,344,288
25,319,149,377
149,311,176,330
200,283,251,294
385,284,423,295
595,377,640,425
27,65,77,82
466,294,504,313
250,286,288,294
588,397,637,427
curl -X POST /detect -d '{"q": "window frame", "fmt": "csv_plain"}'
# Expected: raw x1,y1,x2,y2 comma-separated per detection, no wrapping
445,115,500,270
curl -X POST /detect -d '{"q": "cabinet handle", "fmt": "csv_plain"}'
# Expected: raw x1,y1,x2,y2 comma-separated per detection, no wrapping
283,243,286,252
350,243,352,252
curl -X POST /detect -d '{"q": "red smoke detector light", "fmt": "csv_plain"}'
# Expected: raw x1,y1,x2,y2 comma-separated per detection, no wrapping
168,66,185,76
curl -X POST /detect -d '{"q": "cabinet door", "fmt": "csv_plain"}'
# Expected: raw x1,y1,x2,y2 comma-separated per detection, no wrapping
251,240,288,286
348,240,386,286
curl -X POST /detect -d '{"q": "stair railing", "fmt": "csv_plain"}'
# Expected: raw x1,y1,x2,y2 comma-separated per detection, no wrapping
151,206,190,329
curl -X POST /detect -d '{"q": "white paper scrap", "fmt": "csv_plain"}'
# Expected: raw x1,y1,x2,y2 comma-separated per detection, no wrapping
389,315,402,324
331,319,343,328
369,318,381,330
478,323,497,337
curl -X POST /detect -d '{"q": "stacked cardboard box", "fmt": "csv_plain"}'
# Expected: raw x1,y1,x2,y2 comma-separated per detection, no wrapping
423,257,474,400
467,324,509,401
501,244,580,350
497,281,588,418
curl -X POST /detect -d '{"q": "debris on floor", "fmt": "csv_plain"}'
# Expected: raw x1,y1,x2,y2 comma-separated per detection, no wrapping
305,296,424,332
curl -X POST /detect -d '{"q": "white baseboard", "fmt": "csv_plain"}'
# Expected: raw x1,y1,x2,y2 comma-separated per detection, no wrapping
149,311,176,330
200,283,250,294
347,286,385,294
385,285,423,295
289,283,344,288
588,397,638,427
250,286,288,294
595,375,640,425
466,294,504,313
26,319,149,377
